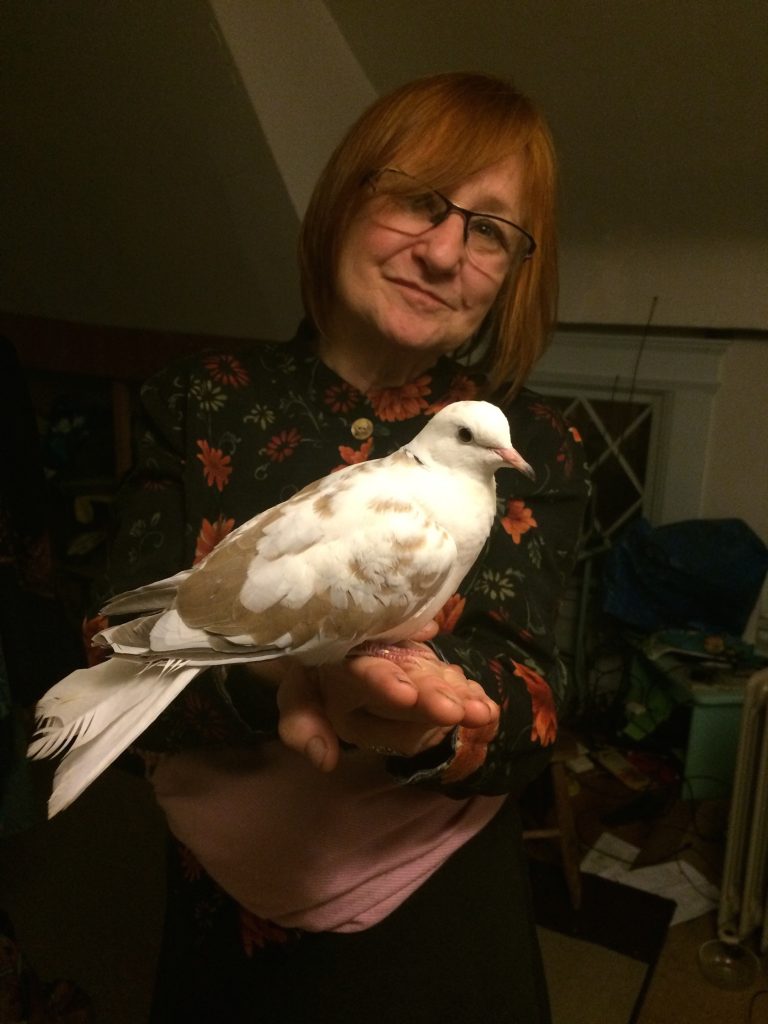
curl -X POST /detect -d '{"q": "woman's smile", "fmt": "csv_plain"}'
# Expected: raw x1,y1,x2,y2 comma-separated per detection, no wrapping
385,275,457,311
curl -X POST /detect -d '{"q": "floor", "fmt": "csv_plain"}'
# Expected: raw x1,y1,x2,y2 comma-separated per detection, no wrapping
548,756,768,1024
639,914,767,1024
2,754,767,1024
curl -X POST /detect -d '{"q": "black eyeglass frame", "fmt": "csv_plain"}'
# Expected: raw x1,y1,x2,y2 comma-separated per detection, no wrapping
368,167,537,261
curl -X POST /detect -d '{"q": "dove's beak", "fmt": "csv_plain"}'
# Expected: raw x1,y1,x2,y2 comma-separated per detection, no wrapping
493,447,536,480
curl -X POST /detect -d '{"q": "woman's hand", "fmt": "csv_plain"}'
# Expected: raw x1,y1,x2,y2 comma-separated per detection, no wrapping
274,642,500,772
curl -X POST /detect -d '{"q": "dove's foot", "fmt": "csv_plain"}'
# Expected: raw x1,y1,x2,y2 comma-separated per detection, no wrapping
347,641,424,664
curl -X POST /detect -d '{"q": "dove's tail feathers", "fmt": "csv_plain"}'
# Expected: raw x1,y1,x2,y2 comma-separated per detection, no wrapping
100,569,192,615
28,657,201,817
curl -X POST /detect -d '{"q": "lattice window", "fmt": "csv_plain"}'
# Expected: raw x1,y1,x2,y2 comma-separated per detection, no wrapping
539,386,664,706
542,387,662,556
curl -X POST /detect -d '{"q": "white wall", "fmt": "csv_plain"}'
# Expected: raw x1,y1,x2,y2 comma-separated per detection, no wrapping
701,340,768,543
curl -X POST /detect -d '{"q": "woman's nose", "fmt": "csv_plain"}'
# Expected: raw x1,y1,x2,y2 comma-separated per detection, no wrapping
411,212,467,273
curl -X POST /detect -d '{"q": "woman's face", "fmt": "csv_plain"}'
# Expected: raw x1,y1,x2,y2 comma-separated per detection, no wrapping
330,154,527,362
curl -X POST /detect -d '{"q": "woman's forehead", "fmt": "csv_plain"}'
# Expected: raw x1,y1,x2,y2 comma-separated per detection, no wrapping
387,141,529,192
383,153,528,211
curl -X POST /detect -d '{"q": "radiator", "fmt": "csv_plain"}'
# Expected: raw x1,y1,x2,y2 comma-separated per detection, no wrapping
717,668,768,953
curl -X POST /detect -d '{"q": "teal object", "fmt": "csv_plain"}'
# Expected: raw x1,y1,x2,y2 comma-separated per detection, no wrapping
629,650,748,800
666,662,746,800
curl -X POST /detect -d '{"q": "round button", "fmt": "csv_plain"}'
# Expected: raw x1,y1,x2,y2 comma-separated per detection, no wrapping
351,417,374,441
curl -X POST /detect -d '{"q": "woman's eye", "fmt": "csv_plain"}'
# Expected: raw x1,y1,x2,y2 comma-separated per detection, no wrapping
405,192,443,218
469,218,509,250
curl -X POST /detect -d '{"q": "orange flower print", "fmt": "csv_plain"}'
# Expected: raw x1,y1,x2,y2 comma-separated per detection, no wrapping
435,593,466,633
264,427,302,462
557,423,583,478
530,401,564,434
203,353,251,388
501,499,537,544
337,437,373,467
196,439,232,491
513,662,557,746
441,719,499,783
194,514,236,564
488,658,504,683
82,613,110,666
324,381,362,413
368,376,432,421
425,373,479,413
239,909,292,956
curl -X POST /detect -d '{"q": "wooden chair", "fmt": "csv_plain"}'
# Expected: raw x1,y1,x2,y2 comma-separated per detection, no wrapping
523,731,583,910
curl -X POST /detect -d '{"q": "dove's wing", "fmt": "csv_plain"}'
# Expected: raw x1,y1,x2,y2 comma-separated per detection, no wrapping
100,568,193,615
165,452,460,662
96,459,370,622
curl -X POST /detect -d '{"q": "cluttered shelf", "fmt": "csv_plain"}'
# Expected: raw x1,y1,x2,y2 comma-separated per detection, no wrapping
626,634,762,801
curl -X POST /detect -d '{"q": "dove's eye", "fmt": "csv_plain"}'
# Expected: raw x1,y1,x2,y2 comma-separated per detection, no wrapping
457,427,474,444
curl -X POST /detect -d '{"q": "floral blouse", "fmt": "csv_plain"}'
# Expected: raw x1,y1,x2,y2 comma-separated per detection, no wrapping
93,326,589,798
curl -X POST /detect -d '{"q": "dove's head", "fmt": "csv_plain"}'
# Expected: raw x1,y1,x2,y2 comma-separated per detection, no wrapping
407,400,535,481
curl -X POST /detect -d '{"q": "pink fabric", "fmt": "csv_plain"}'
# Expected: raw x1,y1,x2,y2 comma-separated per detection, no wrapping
150,740,506,933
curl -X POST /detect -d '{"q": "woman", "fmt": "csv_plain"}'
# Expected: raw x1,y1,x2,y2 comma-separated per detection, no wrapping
96,72,589,1022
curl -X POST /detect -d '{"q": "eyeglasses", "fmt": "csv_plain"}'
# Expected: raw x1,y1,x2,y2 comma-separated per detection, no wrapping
367,168,536,274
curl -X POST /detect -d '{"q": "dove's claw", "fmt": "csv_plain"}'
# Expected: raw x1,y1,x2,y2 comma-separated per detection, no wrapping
347,641,422,664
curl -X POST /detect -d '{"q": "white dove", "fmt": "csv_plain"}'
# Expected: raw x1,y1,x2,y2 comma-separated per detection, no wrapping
29,400,534,816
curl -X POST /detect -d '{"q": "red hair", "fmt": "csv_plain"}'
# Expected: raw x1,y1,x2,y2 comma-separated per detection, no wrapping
299,72,558,401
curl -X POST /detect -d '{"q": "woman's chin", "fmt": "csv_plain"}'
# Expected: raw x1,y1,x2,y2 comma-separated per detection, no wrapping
374,315,460,358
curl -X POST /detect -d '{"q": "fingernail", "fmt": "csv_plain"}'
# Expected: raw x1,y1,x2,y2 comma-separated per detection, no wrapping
305,736,328,769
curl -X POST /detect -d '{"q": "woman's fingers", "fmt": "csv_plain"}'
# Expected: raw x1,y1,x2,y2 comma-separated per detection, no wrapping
377,655,499,728
276,666,340,772
274,651,499,771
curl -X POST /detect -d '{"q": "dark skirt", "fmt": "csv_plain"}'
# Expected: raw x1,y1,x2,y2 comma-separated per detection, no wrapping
150,798,550,1024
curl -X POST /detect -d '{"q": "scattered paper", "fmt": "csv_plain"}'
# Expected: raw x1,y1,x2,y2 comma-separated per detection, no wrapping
581,833,720,925
580,833,639,880
566,754,595,774
566,742,595,775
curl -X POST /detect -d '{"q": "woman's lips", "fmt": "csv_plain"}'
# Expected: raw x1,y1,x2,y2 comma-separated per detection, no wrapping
388,277,455,309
